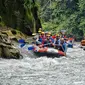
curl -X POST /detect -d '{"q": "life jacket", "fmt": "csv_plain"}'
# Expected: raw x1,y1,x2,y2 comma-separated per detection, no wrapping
55,39,61,45
64,36,66,38
41,35,46,44
61,35,66,38
43,39,53,47
61,42,67,52
44,39,50,44
69,38,74,41
38,36,42,42
52,35,56,39
50,37,54,43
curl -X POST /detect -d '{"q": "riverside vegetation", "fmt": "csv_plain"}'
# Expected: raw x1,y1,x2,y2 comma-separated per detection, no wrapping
0,0,85,59
0,0,85,40
37,0,85,40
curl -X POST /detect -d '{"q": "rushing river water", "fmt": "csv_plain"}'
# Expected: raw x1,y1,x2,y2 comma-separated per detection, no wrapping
0,43,85,85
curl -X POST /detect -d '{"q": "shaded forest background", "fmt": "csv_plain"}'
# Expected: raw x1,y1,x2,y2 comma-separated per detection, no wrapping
0,0,41,35
37,0,85,40
0,0,85,40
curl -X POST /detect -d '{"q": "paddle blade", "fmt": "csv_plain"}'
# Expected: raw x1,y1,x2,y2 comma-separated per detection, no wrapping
20,43,26,48
28,46,34,50
18,39,25,43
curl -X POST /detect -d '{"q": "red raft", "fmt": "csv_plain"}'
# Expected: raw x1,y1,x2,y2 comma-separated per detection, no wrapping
33,47,65,57
81,40,85,50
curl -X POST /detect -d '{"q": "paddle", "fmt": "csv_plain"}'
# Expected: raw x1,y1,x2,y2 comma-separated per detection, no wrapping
28,46,34,50
27,43,53,51
20,43,26,48
18,39,25,48
27,43,52,51
21,41,67,57
18,39,25,43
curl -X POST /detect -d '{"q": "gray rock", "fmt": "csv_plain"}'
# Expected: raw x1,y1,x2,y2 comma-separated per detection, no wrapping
0,33,22,59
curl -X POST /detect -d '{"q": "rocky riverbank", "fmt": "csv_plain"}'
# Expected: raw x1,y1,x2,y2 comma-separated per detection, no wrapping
0,28,28,59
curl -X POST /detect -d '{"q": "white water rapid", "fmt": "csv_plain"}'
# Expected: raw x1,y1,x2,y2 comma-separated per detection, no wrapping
0,43,85,85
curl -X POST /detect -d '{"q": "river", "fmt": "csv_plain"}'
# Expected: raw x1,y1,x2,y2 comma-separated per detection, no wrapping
0,43,85,85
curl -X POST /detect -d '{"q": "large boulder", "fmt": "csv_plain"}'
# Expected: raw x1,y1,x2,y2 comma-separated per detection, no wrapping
0,43,22,59
0,32,22,59
1,29,28,42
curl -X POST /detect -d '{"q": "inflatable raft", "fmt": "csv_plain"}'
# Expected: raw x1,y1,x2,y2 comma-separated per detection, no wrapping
33,47,65,57
81,40,85,46
80,40,85,50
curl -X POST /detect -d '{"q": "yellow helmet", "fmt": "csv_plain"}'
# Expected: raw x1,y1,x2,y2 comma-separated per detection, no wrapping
46,34,50,36
41,32,45,34
38,30,41,33
48,32,51,35
56,34,59,36
32,33,36,36
39,28,42,30
39,28,42,31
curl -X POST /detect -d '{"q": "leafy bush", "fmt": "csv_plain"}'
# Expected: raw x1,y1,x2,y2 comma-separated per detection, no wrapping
37,0,85,40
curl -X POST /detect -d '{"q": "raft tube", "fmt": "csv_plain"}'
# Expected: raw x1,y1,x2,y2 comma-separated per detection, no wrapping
80,46,85,50
81,40,85,46
33,47,65,57
81,40,85,50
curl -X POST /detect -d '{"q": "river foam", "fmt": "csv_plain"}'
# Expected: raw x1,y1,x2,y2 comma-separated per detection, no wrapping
0,44,85,85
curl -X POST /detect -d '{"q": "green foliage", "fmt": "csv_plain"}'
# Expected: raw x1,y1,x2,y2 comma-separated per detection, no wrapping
0,0,41,35
0,0,85,38
0,16,5,26
0,0,25,28
37,0,85,40
0,21,5,27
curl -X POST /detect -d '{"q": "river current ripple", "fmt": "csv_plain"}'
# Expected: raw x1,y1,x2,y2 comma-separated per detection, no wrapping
0,44,85,85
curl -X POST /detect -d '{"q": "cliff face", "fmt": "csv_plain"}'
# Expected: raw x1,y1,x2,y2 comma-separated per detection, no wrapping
0,0,41,35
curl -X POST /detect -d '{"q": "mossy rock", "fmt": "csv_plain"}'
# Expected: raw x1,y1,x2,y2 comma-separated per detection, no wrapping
0,43,22,59
0,47,2,57
0,29,28,41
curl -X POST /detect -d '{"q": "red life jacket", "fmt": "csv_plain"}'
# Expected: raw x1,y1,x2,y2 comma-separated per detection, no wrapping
69,38,74,41
64,35,66,38
52,35,56,39
41,35,46,44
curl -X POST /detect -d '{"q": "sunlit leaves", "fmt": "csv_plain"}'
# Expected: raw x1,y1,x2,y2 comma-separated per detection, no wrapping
37,0,85,40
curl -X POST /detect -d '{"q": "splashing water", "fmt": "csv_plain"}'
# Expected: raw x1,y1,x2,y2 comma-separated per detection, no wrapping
0,44,85,85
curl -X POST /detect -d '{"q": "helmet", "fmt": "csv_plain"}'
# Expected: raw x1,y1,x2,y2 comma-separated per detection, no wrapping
56,34,59,36
46,34,50,37
41,32,45,34
60,38,64,41
38,30,41,33
32,33,36,36
39,28,42,30
48,32,51,35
